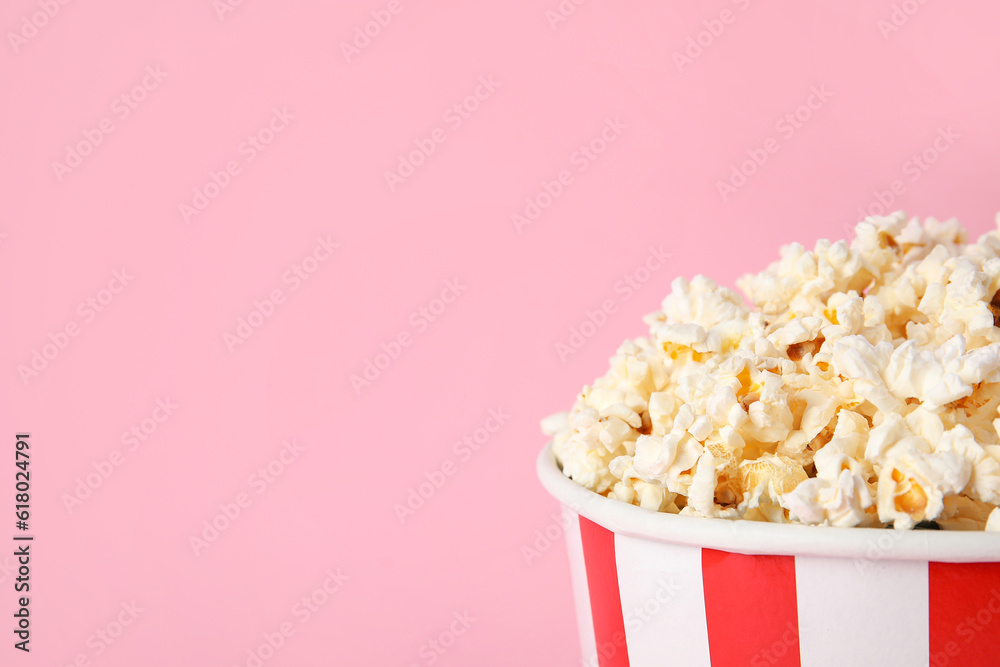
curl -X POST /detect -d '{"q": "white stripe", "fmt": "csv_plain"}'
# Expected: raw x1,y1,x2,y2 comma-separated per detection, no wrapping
614,533,712,666
563,508,598,666
795,554,929,666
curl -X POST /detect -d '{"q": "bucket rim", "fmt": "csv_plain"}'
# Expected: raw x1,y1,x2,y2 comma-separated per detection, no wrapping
536,441,1000,563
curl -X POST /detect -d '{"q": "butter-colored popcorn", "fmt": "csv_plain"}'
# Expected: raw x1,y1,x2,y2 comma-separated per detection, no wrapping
934,425,1000,505
740,454,807,517
939,494,996,530
546,212,1000,529
632,432,702,495
986,507,1000,531
874,451,970,529
782,466,874,527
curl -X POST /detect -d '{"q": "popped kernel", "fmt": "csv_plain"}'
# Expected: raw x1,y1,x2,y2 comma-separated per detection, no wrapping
545,212,1000,529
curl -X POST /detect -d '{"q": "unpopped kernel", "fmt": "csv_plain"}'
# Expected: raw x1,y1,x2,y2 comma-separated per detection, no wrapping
543,212,1000,530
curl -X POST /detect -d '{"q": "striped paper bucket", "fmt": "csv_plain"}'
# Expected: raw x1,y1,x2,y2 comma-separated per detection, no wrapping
537,442,1000,667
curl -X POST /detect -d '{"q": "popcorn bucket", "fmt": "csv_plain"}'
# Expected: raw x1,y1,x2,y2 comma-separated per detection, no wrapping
537,442,1000,667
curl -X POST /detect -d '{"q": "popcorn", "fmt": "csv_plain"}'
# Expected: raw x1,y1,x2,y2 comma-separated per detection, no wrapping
986,507,1000,531
632,432,702,494
546,212,1000,529
739,454,808,516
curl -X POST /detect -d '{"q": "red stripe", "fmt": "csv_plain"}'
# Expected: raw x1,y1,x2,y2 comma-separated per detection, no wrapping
578,516,629,667
702,549,800,667
929,562,1000,666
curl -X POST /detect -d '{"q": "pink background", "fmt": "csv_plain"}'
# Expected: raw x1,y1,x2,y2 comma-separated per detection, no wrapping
2,0,999,664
